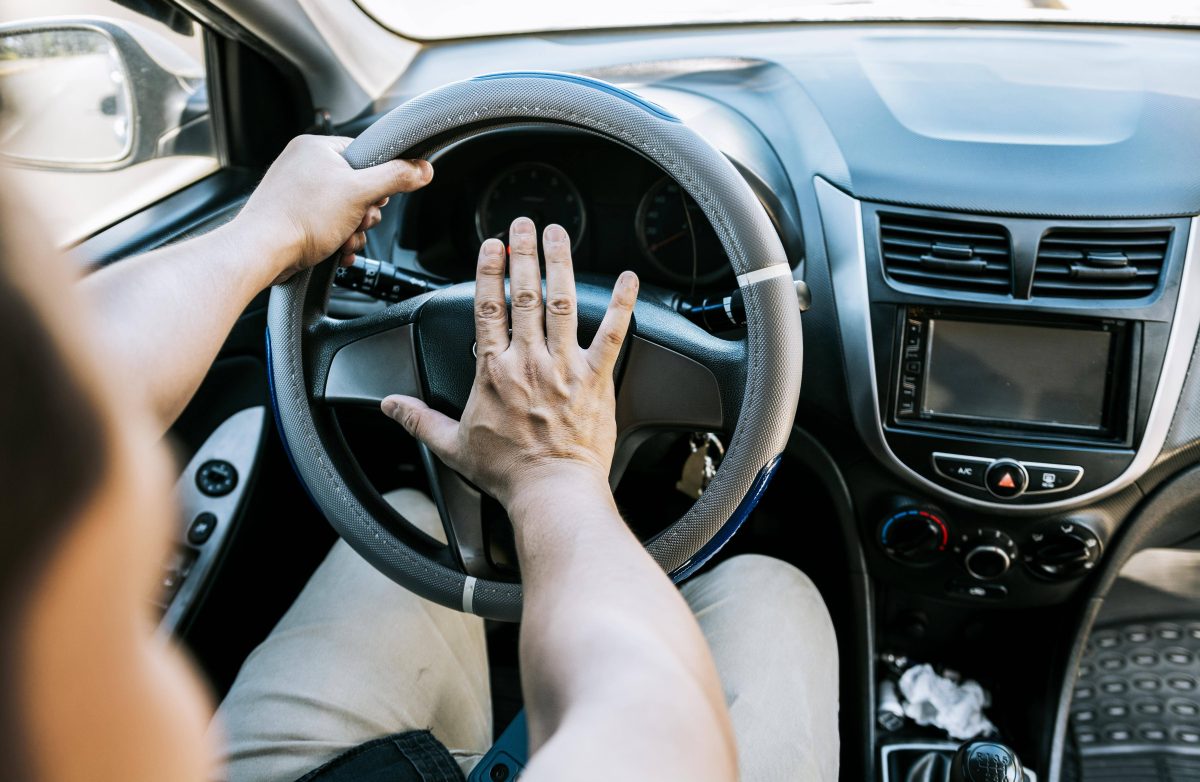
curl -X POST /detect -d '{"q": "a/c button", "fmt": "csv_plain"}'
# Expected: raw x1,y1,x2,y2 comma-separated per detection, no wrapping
932,453,989,488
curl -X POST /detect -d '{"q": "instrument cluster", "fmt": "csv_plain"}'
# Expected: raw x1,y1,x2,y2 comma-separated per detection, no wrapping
396,128,733,292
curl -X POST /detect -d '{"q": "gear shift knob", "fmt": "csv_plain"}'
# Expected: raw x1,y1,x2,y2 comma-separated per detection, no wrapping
949,740,1024,782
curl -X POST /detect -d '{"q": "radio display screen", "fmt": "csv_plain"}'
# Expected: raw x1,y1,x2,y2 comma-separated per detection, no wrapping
922,319,1114,430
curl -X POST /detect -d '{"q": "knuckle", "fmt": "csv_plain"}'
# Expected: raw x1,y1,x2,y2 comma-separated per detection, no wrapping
399,408,423,434
512,289,541,310
475,299,505,321
477,255,505,277
602,327,626,347
546,295,575,316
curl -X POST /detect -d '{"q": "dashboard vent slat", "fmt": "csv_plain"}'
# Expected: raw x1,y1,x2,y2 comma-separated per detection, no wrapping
879,213,1013,295
1033,229,1171,299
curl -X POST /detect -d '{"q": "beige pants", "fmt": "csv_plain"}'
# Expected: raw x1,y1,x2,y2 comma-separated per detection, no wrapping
214,490,839,782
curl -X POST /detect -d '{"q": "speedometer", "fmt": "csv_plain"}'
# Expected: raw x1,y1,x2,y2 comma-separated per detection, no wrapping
636,177,729,286
476,162,585,249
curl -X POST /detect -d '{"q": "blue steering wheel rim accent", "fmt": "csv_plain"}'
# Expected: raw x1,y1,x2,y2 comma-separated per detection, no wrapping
264,327,318,509
669,454,783,583
471,71,681,123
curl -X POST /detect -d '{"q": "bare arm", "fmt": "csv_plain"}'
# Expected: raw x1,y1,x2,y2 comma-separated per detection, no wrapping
381,218,737,781
79,135,432,431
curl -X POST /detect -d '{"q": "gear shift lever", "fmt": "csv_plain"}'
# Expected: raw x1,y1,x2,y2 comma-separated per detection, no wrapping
949,740,1024,782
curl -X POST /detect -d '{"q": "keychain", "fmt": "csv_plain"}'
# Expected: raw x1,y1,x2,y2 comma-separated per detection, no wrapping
675,432,724,499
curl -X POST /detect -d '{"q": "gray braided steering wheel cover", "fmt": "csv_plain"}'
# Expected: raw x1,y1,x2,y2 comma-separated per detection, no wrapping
267,73,802,621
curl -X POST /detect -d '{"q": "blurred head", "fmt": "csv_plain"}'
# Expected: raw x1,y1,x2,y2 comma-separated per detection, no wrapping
0,181,215,781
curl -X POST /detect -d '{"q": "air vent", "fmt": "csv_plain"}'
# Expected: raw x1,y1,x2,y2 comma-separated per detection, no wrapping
1032,229,1170,299
879,214,1012,294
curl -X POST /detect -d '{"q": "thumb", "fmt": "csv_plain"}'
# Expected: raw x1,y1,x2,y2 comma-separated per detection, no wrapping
357,158,433,202
381,394,458,459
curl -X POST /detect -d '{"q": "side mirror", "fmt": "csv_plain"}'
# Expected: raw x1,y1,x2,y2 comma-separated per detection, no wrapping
0,18,211,172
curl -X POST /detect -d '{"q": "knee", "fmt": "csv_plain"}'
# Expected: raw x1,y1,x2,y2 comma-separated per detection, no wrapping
707,554,823,604
691,555,837,643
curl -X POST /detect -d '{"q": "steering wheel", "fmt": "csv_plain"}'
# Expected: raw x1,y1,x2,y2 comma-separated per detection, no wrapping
267,72,802,621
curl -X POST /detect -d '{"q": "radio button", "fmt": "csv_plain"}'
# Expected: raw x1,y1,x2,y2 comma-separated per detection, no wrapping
1023,463,1084,494
985,459,1028,499
932,453,990,488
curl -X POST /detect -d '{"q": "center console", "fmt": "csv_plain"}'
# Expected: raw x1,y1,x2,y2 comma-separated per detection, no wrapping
816,177,1200,606
887,308,1138,504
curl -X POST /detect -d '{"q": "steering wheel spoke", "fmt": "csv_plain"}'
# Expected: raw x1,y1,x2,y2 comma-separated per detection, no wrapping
420,446,515,580
305,296,427,407
610,333,741,485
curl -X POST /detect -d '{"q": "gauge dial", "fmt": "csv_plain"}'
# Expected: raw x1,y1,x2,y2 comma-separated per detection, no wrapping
476,162,585,248
636,177,730,285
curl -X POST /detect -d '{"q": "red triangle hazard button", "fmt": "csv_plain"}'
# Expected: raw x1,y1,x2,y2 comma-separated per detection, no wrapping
985,460,1027,498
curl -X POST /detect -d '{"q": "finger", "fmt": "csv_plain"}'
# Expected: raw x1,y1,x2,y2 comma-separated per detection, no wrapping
381,396,458,462
357,158,433,203
374,196,390,208
474,238,509,358
358,206,382,232
587,271,639,373
339,251,355,267
310,134,352,154
507,217,544,350
341,231,367,256
542,224,577,355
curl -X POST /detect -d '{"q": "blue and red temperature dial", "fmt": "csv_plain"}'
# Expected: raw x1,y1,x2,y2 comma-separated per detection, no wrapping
878,508,950,565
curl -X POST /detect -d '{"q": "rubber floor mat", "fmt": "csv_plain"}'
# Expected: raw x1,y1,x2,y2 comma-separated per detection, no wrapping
1070,618,1200,780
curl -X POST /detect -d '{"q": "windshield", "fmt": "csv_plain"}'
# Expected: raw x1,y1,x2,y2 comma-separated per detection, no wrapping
357,0,1200,40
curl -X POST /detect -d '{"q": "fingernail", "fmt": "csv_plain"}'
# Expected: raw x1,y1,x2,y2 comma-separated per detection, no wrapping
482,238,505,257
545,224,567,243
381,398,399,416
511,217,534,236
409,159,433,180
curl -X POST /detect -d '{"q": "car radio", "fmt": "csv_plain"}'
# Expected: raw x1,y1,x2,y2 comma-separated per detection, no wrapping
891,308,1136,445
878,307,1145,504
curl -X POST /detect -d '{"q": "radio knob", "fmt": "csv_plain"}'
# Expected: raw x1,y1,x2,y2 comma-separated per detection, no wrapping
879,508,949,565
959,528,1017,580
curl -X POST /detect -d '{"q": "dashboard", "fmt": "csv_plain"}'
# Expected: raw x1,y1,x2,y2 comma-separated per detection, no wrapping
360,21,1200,614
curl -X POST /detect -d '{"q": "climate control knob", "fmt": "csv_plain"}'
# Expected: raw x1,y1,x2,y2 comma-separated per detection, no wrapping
879,508,950,565
958,528,1018,580
1024,520,1102,580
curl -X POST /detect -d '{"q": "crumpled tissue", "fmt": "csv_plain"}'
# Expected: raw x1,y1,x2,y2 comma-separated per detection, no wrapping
898,664,997,740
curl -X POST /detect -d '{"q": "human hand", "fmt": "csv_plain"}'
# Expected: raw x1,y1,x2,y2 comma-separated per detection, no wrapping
380,217,639,509
235,135,433,284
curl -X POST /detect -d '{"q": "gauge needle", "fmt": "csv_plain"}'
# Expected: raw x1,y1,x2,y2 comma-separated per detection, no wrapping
648,229,688,252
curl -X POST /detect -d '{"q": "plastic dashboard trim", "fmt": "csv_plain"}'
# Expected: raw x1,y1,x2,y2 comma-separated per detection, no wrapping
816,176,1200,513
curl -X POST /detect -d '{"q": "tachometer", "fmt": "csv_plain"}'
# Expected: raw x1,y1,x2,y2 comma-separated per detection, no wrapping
636,177,729,286
476,162,585,248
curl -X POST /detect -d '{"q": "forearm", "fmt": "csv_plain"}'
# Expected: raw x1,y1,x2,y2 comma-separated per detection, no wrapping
76,135,429,436
510,468,736,780
78,218,284,432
